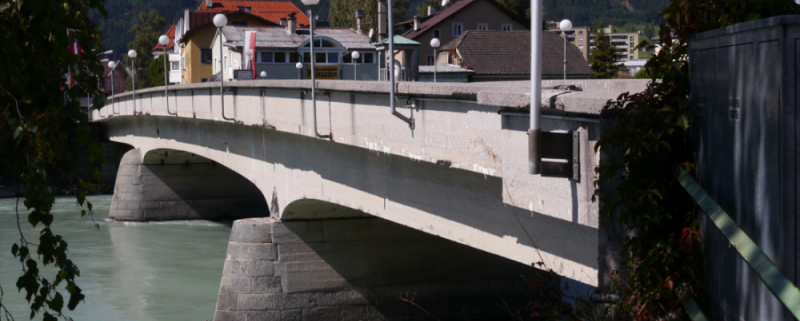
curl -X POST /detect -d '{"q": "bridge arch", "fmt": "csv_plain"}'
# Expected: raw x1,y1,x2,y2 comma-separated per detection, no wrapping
109,146,269,221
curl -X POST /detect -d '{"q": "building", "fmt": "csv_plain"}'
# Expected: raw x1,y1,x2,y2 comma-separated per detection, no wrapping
211,22,377,81
174,0,308,84
98,60,129,95
433,30,592,81
152,24,182,84
546,22,590,61
398,0,528,67
590,25,643,62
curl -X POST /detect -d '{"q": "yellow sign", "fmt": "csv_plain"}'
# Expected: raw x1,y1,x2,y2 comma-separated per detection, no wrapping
305,66,338,79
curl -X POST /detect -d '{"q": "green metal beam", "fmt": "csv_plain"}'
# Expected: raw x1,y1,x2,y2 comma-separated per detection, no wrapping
678,172,800,319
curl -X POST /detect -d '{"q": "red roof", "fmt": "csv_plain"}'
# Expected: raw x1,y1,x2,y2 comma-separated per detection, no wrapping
153,24,176,51
196,1,309,26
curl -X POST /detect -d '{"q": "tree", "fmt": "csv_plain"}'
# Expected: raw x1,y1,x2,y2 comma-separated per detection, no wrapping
588,24,625,79
127,9,165,89
149,55,166,88
495,0,530,21
329,0,409,39
0,0,107,320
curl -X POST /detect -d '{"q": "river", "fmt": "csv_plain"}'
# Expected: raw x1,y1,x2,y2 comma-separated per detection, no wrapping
0,195,231,321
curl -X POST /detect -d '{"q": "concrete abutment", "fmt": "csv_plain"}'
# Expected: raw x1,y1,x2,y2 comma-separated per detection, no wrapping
215,217,536,321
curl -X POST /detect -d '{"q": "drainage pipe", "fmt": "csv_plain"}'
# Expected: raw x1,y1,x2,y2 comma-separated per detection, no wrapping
529,0,543,175
388,0,415,130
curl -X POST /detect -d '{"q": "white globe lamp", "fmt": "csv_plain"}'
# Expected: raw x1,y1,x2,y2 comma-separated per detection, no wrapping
108,61,116,69
430,38,440,48
301,0,320,6
559,19,573,32
158,35,169,46
260,71,267,78
128,50,137,58
296,62,303,70
213,14,227,28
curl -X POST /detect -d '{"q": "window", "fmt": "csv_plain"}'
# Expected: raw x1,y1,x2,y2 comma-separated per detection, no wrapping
629,55,633,59
578,31,583,35
629,36,634,41
629,49,633,53
232,20,247,26
201,49,212,64
579,45,584,49
171,62,179,70
315,52,325,63
434,29,440,38
113,70,118,76
201,78,209,82
303,52,311,63
501,24,512,31
363,53,373,64
260,52,274,63
477,23,488,30
452,23,463,37
327,52,339,63
578,38,584,42
289,53,300,63
275,52,286,63
343,53,357,63
427,55,434,65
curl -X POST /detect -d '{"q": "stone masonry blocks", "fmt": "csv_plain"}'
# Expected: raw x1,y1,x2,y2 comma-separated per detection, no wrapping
214,217,535,321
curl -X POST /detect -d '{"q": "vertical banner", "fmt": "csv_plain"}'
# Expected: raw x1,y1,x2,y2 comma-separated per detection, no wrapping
67,29,82,87
244,31,257,79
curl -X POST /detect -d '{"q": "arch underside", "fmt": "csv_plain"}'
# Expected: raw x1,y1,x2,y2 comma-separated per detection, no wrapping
105,115,599,286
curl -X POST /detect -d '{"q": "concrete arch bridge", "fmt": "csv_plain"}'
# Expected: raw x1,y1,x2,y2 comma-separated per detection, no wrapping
95,79,646,320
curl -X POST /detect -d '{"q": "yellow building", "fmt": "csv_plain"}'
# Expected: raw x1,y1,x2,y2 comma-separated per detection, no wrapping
177,10,280,83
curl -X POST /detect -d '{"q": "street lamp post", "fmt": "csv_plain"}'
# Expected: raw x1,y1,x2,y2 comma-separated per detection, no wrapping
158,35,171,114
430,38,440,82
560,19,572,80
213,14,233,121
351,51,360,80
302,0,329,139
296,62,303,79
128,49,137,114
108,60,117,116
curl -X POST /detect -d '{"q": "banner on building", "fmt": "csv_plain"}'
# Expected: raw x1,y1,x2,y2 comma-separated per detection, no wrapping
67,29,82,87
244,31,257,79
305,66,338,79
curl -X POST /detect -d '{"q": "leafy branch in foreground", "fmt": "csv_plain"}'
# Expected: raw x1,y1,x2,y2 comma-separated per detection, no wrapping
0,0,108,319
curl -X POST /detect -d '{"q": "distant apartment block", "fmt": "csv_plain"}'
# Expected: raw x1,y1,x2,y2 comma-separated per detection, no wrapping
591,25,643,62
546,21,590,61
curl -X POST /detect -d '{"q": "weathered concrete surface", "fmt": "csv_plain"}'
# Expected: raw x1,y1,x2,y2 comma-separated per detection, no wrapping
215,217,535,321
109,148,269,221
95,80,647,285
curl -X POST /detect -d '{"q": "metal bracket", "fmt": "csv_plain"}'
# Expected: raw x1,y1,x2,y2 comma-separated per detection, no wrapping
539,131,579,181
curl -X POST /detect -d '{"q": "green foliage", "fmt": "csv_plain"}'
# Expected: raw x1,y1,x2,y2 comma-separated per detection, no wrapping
495,0,531,21
591,0,800,319
91,0,198,58
0,0,107,319
633,69,650,79
149,55,166,88
329,0,409,38
127,9,166,89
543,0,670,28
588,25,625,79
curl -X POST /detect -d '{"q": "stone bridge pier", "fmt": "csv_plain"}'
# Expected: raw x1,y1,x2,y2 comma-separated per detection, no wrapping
215,215,536,321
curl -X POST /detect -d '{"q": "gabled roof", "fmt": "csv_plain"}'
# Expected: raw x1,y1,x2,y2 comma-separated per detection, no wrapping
401,0,528,39
218,26,375,50
153,24,177,51
196,0,309,26
180,11,279,45
440,30,592,76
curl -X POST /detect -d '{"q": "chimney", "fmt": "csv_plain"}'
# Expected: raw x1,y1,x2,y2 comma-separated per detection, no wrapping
287,13,296,35
413,15,420,31
355,9,364,34
237,6,244,11
427,1,438,16
377,0,387,40
245,6,252,13
206,0,212,9
280,18,287,27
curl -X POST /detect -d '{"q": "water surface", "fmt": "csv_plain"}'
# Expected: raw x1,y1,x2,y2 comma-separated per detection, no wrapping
0,196,231,321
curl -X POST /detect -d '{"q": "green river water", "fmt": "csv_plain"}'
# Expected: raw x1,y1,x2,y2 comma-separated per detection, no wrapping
0,195,232,321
